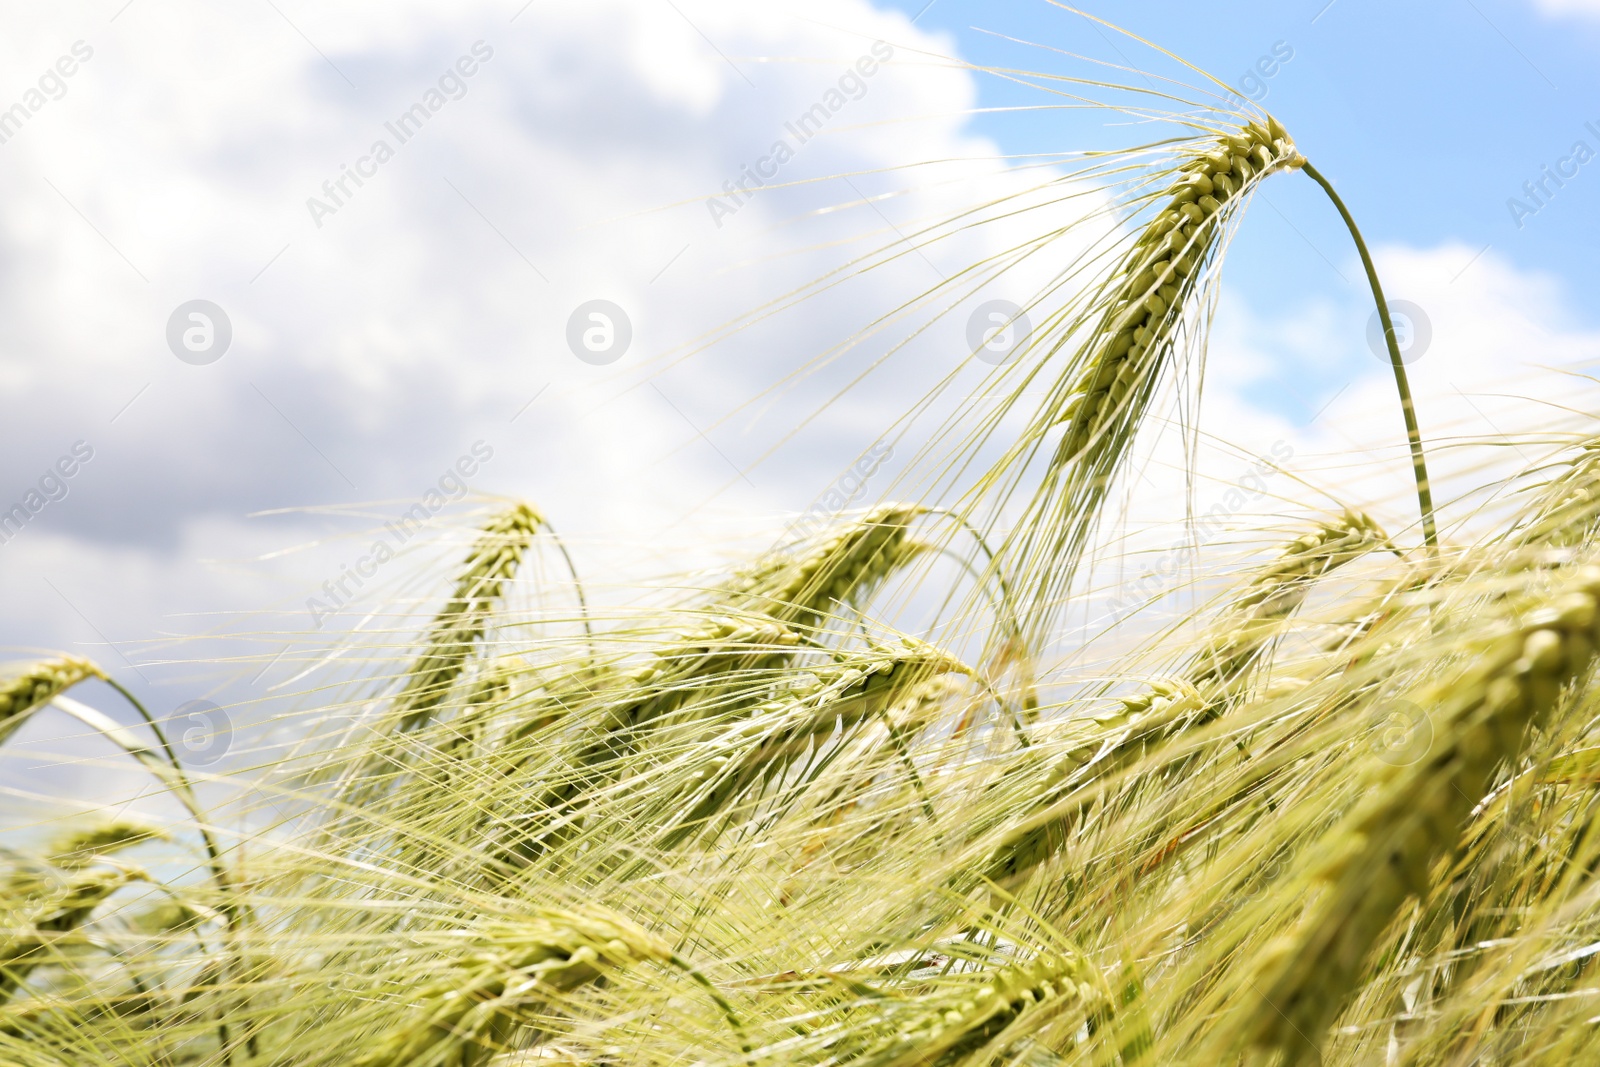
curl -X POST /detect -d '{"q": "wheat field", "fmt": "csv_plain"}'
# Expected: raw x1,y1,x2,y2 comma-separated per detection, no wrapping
6,19,1600,1067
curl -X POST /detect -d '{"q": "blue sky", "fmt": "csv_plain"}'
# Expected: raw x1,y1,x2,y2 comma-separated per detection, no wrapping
877,0,1600,318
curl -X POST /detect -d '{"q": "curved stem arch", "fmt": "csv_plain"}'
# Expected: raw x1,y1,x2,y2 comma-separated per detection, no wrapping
1300,160,1439,553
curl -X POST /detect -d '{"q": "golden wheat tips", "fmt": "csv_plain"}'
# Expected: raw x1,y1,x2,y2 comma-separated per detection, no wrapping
393,501,545,731
0,655,105,744
1058,119,1302,454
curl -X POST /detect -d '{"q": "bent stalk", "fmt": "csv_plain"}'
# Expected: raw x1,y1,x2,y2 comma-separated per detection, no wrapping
1302,160,1439,554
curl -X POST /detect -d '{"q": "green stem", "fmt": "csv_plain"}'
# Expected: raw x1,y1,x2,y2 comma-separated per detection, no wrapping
873,707,938,821
1301,160,1438,554
101,679,234,903
669,954,754,1061
538,516,595,651
102,678,253,1062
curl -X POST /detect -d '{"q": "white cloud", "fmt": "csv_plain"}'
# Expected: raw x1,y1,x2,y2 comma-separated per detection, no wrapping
0,1,1063,674
1166,241,1600,523
5,1,1599,806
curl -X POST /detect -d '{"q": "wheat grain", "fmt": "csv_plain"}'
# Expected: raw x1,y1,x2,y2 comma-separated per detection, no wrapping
1245,567,1600,1064
0,657,105,745
349,907,669,1067
395,502,544,732
1002,118,1306,636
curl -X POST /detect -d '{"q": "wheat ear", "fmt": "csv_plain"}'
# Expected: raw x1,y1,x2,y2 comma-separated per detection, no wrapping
1059,120,1302,462
734,504,923,634
995,119,1306,641
981,515,1386,889
0,657,105,745
847,947,1108,1067
1,855,147,1002
345,907,737,1067
647,639,971,851
395,502,544,732
497,505,920,766
1245,567,1600,1063
1186,510,1393,706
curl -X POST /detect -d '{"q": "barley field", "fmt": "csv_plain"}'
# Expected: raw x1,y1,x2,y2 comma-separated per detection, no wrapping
6,13,1600,1067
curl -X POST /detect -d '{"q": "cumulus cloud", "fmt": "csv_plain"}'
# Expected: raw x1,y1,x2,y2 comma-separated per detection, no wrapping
3,1,1598,779
0,0,1055,674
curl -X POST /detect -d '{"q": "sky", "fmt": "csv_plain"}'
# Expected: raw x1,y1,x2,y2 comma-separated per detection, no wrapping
1,0,1598,813
882,0,1600,310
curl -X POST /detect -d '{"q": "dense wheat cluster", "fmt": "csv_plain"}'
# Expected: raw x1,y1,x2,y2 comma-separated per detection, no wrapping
5,31,1596,1067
